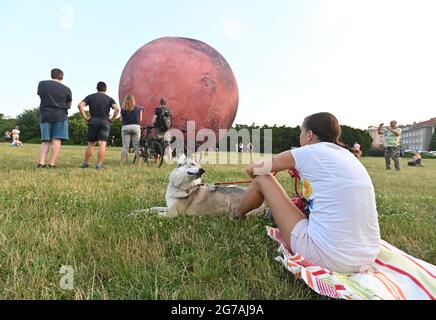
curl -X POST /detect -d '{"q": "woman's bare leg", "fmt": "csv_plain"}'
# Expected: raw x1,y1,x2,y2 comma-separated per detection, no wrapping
236,174,306,249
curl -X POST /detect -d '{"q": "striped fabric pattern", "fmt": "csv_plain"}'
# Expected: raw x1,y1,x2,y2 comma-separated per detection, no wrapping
266,227,436,300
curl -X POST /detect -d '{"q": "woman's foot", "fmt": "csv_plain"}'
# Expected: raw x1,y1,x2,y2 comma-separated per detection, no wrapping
37,164,46,168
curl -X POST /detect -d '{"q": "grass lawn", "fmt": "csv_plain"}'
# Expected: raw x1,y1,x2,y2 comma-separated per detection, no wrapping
0,144,434,300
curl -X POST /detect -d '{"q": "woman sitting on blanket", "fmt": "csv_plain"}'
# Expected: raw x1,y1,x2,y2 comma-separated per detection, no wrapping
233,112,381,273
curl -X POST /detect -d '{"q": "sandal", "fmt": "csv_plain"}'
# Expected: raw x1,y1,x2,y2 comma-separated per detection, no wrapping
37,164,46,168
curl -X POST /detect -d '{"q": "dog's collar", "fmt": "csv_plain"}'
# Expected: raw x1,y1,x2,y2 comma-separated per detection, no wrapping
171,183,206,199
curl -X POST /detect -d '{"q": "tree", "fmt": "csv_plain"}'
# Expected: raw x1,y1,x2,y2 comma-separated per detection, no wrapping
16,108,40,142
0,114,17,138
340,125,373,156
225,123,372,155
429,128,436,151
67,113,88,145
109,118,122,147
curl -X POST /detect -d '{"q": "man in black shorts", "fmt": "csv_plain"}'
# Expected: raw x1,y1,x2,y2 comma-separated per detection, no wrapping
78,82,120,169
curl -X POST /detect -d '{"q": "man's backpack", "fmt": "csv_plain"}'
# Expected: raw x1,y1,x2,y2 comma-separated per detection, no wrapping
157,106,172,132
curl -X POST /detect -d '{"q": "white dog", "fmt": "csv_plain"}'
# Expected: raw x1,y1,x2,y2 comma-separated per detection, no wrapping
146,154,265,218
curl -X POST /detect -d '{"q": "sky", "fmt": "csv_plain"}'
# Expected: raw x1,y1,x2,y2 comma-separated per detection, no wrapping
0,0,435,130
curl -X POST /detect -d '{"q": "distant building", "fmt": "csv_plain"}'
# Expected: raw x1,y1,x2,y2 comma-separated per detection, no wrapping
367,126,384,148
401,118,436,151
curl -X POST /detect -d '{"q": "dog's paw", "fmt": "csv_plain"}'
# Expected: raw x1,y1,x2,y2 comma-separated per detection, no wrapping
157,211,169,217
128,207,168,218
127,209,150,218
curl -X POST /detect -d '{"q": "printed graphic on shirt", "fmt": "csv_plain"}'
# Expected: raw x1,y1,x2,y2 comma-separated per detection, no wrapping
302,179,314,211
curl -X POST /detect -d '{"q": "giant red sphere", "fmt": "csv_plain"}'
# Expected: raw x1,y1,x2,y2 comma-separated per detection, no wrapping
118,37,239,141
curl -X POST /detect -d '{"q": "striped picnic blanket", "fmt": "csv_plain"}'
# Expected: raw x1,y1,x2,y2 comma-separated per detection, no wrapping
266,227,436,300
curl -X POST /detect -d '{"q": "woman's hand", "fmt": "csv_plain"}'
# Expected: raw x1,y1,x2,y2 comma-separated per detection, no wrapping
247,151,296,178
247,165,256,179
247,160,272,178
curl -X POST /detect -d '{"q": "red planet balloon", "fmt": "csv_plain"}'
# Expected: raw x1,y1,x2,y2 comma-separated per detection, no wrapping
118,37,239,142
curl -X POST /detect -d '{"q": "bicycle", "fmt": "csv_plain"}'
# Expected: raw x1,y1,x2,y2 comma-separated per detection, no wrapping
133,126,165,168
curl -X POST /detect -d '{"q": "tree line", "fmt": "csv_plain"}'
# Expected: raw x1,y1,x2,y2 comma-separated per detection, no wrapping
230,123,373,155
2,108,374,155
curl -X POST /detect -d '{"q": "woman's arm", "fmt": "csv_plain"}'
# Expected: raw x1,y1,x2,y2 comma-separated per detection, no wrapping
247,151,296,178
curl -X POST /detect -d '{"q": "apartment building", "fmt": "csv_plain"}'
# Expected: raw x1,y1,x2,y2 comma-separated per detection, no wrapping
401,118,436,151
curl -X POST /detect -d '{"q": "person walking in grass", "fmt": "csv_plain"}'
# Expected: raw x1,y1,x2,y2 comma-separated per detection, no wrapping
78,82,120,170
37,68,72,168
378,120,402,171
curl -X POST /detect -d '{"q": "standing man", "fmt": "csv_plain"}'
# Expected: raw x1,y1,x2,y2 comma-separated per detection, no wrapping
378,120,402,171
152,97,173,163
78,82,120,170
37,68,72,168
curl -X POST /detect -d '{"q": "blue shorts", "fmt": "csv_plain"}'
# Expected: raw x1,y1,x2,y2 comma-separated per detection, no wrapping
40,121,69,141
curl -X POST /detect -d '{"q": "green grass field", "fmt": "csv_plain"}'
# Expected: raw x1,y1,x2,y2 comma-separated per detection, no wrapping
0,144,434,300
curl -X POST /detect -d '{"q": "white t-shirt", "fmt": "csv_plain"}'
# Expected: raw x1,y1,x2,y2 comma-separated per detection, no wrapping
291,142,381,266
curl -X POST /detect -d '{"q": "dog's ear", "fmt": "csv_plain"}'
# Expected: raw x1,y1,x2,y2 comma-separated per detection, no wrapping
177,154,187,165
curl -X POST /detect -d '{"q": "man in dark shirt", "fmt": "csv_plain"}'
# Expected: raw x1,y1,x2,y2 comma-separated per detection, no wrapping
152,97,173,163
37,68,72,168
78,82,120,169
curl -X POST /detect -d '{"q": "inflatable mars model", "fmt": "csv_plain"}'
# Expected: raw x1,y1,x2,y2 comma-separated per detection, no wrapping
119,37,239,142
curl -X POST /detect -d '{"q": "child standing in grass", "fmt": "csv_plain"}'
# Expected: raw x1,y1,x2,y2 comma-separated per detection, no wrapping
233,112,381,273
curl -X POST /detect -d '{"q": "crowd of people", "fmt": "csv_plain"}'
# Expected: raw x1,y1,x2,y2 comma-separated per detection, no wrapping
35,68,172,169
236,142,254,153
1,68,422,176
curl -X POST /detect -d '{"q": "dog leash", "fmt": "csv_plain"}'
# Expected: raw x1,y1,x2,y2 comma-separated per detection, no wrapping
211,167,308,217
213,169,301,188
213,180,252,186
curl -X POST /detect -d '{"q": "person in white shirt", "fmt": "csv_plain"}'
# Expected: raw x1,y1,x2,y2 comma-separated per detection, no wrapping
12,126,20,141
11,126,23,147
232,112,381,273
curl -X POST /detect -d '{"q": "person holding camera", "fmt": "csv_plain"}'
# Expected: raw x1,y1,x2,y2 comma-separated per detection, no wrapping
378,120,402,171
78,82,120,170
